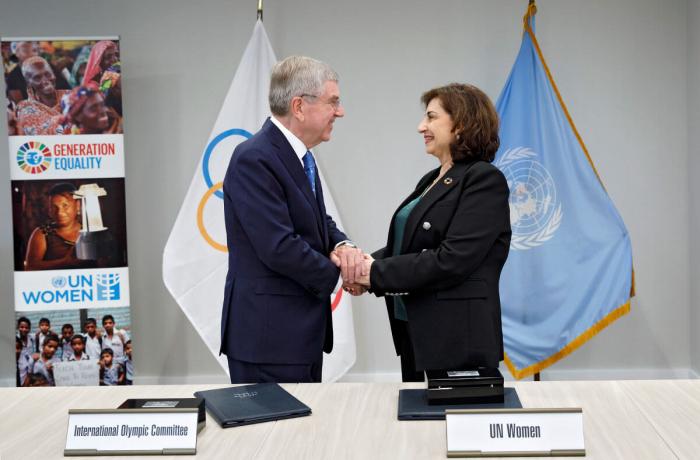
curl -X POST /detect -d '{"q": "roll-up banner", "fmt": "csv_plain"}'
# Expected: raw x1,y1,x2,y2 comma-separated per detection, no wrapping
2,38,133,387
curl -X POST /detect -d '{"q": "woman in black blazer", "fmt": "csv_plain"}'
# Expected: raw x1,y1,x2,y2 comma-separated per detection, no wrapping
355,83,511,382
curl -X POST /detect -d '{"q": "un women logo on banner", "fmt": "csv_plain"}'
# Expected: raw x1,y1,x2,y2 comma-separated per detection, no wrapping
495,147,562,250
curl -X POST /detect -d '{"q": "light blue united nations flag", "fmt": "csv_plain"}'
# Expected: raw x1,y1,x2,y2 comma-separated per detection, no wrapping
494,3,634,379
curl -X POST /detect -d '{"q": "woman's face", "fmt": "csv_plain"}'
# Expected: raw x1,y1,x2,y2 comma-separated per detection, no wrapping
417,97,456,159
100,46,118,70
77,93,109,133
26,62,56,97
49,193,79,227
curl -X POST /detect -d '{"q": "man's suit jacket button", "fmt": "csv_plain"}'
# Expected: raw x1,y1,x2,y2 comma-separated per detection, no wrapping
422,221,431,230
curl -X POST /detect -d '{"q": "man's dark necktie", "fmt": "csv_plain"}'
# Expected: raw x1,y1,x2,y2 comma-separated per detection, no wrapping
302,150,317,196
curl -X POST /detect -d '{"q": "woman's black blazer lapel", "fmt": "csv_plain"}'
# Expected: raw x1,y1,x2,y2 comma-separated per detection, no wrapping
380,170,437,258
401,161,476,254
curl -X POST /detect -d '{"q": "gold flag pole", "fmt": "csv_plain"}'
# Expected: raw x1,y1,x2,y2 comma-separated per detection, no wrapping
257,0,263,21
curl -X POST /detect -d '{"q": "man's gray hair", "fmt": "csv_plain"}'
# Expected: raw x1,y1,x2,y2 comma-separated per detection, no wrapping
269,56,339,116
21,56,52,80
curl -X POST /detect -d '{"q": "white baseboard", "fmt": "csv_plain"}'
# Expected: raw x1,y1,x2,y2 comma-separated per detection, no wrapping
338,372,402,382
136,374,230,385
338,367,700,383
1,368,698,387
539,368,699,381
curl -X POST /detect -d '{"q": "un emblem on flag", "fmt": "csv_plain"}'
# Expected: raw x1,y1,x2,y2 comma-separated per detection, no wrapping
496,147,562,250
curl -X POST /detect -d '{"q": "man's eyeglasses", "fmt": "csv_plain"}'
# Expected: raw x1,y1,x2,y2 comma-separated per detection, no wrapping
300,93,342,110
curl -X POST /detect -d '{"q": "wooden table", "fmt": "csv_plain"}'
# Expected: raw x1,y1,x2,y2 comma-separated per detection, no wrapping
0,380,697,459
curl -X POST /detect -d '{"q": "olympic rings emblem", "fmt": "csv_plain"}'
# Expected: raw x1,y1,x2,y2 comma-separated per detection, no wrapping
197,129,253,252
197,181,227,252
331,288,343,311
202,129,253,200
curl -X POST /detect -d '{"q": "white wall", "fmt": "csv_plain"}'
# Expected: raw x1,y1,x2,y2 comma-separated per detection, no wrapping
0,0,694,384
689,0,700,374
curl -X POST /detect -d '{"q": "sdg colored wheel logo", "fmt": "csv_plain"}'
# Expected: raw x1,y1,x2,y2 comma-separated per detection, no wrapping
17,141,52,174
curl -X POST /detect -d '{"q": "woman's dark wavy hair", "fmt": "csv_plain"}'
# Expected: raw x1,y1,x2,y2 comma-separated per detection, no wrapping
421,83,500,162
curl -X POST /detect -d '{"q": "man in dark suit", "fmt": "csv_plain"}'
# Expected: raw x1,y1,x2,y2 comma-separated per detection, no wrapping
221,56,363,383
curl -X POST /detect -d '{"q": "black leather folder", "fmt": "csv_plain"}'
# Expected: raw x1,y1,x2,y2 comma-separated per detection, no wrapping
194,383,311,428
118,397,206,432
398,387,521,420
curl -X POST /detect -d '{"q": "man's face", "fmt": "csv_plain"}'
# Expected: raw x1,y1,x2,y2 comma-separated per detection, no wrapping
26,62,56,97
18,321,30,337
15,42,38,62
43,340,58,358
85,323,96,336
63,326,74,338
125,343,132,358
299,80,344,148
39,322,50,334
103,319,114,334
71,338,84,354
101,353,113,366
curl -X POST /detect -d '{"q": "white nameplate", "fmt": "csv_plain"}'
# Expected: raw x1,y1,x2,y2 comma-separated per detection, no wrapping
446,408,584,457
65,408,199,456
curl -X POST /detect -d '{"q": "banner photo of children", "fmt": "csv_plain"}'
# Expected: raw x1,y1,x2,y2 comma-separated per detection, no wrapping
11,178,128,271
15,307,133,387
2,39,123,136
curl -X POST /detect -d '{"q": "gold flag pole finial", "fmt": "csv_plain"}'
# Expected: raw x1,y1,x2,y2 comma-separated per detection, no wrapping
257,0,263,21
523,0,537,31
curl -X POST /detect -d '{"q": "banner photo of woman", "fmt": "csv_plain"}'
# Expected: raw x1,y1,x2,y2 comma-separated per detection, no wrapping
11,178,128,272
3,39,123,136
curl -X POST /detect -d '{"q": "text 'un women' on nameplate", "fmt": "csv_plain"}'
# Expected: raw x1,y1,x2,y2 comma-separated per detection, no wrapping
445,408,585,457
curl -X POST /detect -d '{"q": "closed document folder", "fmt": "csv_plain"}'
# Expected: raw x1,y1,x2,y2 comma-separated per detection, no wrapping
194,383,311,428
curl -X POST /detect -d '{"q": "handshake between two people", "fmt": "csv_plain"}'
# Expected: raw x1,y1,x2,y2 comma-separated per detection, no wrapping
329,245,374,296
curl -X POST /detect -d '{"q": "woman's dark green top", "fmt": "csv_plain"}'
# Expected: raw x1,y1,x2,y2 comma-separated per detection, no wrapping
391,195,422,321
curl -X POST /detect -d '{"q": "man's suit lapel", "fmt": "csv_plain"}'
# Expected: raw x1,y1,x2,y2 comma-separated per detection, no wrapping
314,175,330,249
401,161,474,254
266,120,325,237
